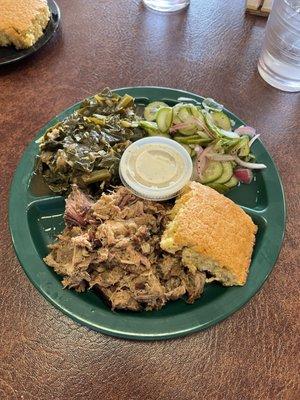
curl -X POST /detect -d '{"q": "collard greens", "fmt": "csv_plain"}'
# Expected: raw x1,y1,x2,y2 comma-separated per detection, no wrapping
36,88,144,194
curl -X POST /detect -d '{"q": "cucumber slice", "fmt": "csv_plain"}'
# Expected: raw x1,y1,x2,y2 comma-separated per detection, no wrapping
190,149,196,158
190,104,202,119
203,111,222,138
178,126,198,135
198,131,211,139
173,103,206,135
199,161,223,184
224,176,239,188
172,103,185,124
211,111,232,131
139,120,171,138
239,146,250,157
156,107,173,133
229,136,250,156
244,153,256,162
173,103,195,123
179,105,204,135
179,143,196,158
207,183,228,194
202,98,223,112
174,136,211,145
213,162,233,184
144,101,168,122
139,121,159,135
178,106,192,122
238,139,250,156
180,144,192,155
193,109,206,127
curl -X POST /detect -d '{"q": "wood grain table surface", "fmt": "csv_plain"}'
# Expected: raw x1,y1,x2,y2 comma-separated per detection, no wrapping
0,1,299,399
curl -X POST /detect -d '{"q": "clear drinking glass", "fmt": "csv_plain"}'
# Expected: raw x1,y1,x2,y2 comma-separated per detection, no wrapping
258,0,300,92
143,0,190,12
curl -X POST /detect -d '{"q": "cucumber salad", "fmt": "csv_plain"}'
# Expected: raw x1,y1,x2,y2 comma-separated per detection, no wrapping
138,98,266,193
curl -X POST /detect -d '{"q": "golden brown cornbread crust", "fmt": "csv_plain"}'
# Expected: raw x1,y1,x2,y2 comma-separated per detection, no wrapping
161,181,257,285
0,0,50,49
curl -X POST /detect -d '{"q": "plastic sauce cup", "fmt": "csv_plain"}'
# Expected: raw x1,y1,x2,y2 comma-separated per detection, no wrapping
119,136,193,201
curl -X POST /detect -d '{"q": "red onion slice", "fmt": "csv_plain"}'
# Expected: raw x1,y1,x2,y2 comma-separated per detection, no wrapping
190,116,206,129
235,156,266,169
249,134,260,147
169,120,194,132
194,145,204,154
235,125,256,137
234,168,253,184
195,146,213,179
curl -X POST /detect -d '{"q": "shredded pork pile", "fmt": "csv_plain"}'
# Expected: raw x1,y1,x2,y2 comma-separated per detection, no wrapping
44,186,205,311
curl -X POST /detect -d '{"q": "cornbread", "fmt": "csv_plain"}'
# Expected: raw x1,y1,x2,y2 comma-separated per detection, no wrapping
160,181,257,286
0,0,50,49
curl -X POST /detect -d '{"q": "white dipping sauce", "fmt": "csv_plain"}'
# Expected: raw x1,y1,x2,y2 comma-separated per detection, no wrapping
128,144,184,188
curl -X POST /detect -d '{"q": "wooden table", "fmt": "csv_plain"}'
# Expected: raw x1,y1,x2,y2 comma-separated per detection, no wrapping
0,1,299,399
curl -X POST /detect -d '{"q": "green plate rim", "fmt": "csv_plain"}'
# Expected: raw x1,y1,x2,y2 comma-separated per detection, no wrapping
9,86,286,340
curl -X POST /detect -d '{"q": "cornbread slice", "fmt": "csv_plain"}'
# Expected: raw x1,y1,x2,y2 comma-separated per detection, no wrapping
160,182,257,286
0,0,50,49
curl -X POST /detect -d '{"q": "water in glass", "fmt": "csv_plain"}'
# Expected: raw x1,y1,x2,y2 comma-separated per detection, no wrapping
258,0,300,92
143,0,190,12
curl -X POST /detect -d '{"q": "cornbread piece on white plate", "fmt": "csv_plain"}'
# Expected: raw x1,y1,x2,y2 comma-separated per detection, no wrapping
0,0,50,49
161,181,257,286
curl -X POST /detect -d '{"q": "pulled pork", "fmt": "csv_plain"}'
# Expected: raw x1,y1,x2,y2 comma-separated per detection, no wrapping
44,185,205,311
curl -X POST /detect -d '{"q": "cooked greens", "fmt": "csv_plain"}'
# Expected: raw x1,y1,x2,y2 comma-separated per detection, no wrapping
36,89,144,194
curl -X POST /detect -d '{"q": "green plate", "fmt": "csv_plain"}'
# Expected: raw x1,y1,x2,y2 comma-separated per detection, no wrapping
9,87,286,340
